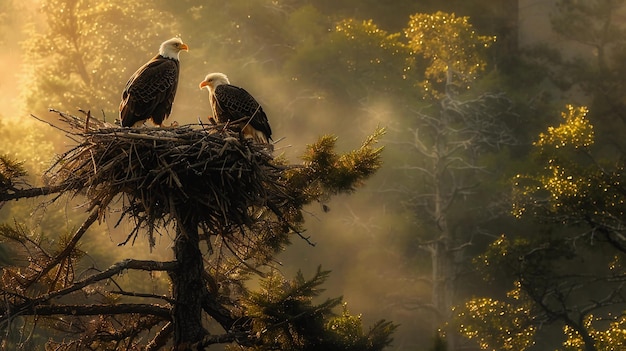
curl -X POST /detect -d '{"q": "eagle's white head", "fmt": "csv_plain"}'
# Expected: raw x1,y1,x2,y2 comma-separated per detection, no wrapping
199,72,231,93
159,37,189,60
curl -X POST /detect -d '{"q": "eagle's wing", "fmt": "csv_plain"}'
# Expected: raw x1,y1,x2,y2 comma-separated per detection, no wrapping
120,57,179,127
214,84,272,141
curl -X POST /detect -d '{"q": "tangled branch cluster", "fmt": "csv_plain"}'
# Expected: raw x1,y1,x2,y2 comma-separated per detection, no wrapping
44,111,293,250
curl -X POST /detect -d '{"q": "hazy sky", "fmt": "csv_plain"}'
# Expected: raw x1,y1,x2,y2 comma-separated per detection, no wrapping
0,0,40,119
1,1,608,350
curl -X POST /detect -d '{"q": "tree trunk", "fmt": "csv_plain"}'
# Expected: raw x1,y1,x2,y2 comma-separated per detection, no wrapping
169,209,208,348
430,119,458,350
576,322,597,351
431,219,458,351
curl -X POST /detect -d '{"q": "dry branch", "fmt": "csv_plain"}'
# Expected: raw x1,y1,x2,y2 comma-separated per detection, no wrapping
29,303,170,319
0,259,177,326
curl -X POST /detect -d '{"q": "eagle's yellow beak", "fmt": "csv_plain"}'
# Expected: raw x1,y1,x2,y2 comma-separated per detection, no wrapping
199,81,209,89
180,43,189,51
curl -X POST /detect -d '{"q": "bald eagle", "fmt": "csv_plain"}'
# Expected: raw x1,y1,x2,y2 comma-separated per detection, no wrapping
199,73,273,144
119,38,189,127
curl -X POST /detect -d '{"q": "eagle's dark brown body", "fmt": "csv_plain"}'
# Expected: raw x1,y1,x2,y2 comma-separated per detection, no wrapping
119,38,187,127
200,72,273,144
212,84,273,143
120,56,179,127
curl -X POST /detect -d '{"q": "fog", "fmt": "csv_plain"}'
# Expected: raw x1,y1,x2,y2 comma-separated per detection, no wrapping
2,0,623,350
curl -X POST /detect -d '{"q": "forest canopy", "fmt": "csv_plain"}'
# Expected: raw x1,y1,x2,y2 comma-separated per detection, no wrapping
2,0,626,350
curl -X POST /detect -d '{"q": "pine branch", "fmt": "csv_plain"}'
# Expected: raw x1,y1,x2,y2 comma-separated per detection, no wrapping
190,330,254,348
201,296,240,331
4,111,391,349
0,184,68,202
4,259,177,324
26,303,170,319
89,316,164,342
40,259,176,302
146,322,173,351
109,290,176,304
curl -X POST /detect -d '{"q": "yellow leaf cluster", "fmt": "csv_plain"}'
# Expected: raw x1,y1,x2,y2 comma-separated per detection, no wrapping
536,105,594,149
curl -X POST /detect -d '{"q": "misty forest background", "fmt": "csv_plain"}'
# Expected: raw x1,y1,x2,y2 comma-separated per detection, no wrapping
2,0,626,350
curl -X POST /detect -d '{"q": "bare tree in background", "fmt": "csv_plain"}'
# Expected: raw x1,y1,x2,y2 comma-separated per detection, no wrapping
396,12,517,350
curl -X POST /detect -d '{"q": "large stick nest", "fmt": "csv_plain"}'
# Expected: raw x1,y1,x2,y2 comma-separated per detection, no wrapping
44,111,294,248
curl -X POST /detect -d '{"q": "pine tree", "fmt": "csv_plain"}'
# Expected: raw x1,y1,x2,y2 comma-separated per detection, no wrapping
0,112,395,350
